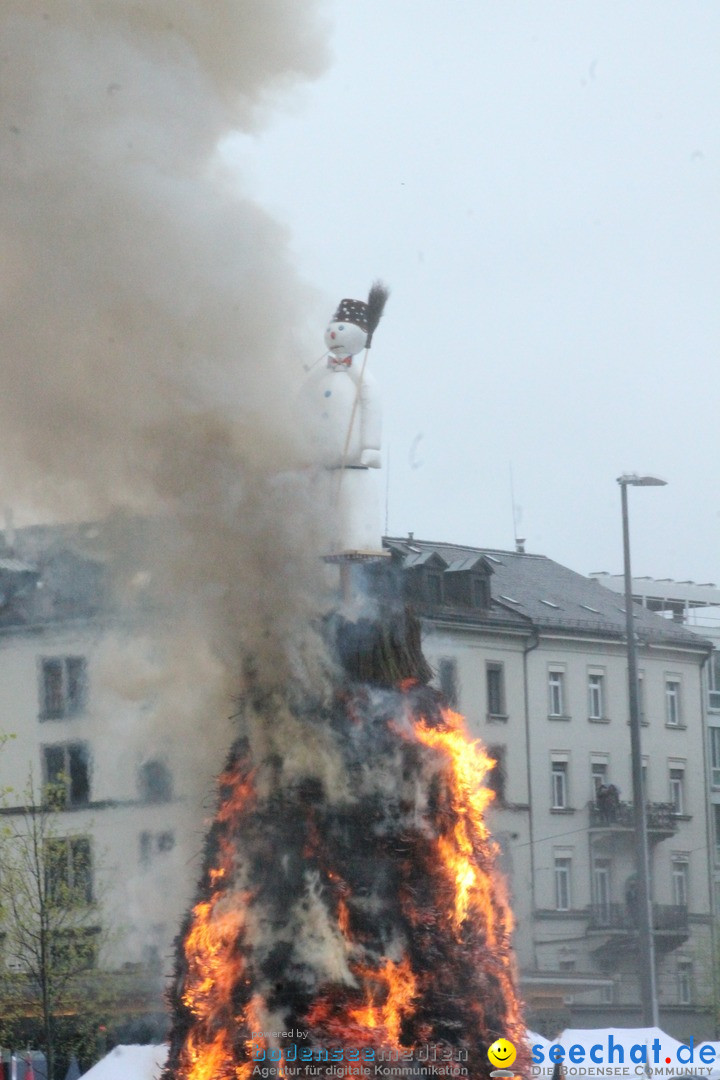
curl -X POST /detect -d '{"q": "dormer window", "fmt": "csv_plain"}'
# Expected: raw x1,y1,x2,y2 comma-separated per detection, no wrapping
426,571,444,604
443,554,494,610
472,575,490,608
401,548,495,610
402,551,449,605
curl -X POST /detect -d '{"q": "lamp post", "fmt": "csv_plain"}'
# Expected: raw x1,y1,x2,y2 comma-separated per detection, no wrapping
617,473,666,1028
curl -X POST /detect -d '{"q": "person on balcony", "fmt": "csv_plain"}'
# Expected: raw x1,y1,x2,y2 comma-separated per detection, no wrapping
606,783,620,822
596,783,611,823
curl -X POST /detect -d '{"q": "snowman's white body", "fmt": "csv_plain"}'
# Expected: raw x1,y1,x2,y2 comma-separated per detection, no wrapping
302,362,381,469
299,319,383,554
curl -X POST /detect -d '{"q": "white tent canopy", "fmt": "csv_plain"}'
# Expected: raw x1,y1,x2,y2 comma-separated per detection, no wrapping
559,1027,684,1059
525,1029,554,1077
549,1028,703,1076
80,1045,167,1080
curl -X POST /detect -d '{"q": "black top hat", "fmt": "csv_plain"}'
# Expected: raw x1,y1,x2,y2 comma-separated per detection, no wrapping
332,298,371,333
330,281,389,347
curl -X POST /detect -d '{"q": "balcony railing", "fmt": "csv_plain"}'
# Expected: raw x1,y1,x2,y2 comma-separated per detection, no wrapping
587,902,688,934
587,800,678,832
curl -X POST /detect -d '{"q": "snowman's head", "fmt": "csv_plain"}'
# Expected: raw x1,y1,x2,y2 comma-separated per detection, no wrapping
324,319,368,366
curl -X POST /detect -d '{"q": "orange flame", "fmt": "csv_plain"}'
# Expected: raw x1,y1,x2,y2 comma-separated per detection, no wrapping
174,760,256,1080
348,957,417,1045
413,708,512,941
338,896,351,938
411,706,526,1038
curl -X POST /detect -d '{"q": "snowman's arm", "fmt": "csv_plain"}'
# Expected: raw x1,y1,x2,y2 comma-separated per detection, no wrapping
355,370,382,463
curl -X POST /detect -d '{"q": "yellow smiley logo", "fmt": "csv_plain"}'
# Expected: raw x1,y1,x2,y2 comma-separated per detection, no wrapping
488,1039,517,1069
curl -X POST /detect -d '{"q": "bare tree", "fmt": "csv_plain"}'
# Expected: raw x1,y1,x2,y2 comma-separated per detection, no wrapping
0,775,110,1080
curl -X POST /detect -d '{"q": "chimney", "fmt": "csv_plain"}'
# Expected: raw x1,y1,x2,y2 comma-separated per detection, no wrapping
515,537,526,554
4,508,15,552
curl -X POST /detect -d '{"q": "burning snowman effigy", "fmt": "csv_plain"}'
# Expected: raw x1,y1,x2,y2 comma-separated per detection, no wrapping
298,282,388,558
161,291,528,1080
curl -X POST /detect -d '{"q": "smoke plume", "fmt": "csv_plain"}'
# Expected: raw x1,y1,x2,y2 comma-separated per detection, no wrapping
0,18,530,1071
0,1,333,689
0,1,337,980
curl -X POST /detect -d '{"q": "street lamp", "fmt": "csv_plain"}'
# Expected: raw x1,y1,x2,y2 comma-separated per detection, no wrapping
617,473,666,1028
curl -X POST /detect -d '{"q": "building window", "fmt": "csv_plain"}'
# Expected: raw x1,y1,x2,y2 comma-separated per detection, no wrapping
672,859,689,907
43,742,90,807
486,746,506,804
49,927,98,970
714,805,720,864
40,657,87,719
549,670,565,718
139,831,152,865
669,767,685,815
665,678,682,726
472,576,490,608
677,960,693,1006
593,859,611,925
554,857,572,911
425,571,443,604
437,658,458,707
45,837,93,906
137,760,173,804
558,957,576,1004
591,761,608,797
486,662,505,717
709,651,720,711
588,673,604,720
139,830,176,865
710,728,720,788
158,830,175,852
551,760,568,809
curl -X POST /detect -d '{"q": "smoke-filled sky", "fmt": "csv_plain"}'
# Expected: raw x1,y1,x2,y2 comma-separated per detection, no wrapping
2,0,718,595
0,0,339,698
230,0,720,584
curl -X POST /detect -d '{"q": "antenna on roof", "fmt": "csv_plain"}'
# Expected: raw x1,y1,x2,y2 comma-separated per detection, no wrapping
384,446,390,535
509,464,523,552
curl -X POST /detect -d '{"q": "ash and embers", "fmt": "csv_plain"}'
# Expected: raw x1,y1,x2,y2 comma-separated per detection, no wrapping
162,617,528,1080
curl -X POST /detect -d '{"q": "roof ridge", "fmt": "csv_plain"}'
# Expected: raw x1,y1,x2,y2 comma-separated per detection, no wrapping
383,536,547,559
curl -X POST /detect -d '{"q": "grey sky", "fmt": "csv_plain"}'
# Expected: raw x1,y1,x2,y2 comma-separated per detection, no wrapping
227,1,720,583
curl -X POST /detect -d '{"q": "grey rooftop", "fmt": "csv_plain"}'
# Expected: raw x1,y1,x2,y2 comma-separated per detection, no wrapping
384,536,712,651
